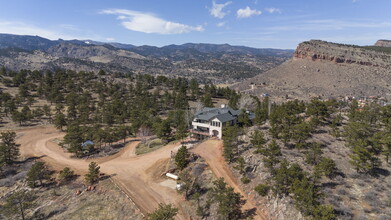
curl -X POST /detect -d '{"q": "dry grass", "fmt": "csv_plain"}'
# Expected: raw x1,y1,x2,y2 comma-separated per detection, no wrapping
135,138,165,155
32,179,143,220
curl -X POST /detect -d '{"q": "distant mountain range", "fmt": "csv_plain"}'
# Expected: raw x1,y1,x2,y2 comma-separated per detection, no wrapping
0,33,293,83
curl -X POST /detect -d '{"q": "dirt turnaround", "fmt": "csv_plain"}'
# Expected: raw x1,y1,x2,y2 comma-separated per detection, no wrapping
17,126,187,219
16,126,267,219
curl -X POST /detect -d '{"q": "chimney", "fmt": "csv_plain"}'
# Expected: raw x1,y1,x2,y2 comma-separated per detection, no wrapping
221,104,227,108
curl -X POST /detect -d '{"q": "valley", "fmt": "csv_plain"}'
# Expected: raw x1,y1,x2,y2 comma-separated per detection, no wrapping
0,34,390,220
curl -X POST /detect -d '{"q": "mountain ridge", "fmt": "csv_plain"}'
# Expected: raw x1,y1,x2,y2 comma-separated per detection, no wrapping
0,33,293,83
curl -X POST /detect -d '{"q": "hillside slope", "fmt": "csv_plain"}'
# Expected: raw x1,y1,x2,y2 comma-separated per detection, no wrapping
233,40,391,100
0,34,293,83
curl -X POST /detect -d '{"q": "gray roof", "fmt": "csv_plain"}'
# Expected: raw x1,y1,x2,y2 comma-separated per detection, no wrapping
215,113,236,123
194,107,241,122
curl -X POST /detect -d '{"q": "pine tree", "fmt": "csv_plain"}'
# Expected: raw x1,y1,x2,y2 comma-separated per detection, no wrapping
238,109,251,127
26,161,52,187
54,111,67,131
292,121,312,148
148,203,178,220
222,126,240,162
349,140,381,173
0,131,20,164
210,178,243,220
251,130,266,152
315,157,337,178
85,161,100,184
1,190,36,220
175,145,188,170
178,170,196,200
262,140,282,172
58,167,75,183
202,92,213,107
156,120,172,143
305,142,323,165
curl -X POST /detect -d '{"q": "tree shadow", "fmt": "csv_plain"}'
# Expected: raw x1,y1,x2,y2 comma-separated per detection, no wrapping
243,207,257,219
16,155,46,164
370,168,390,177
321,181,339,189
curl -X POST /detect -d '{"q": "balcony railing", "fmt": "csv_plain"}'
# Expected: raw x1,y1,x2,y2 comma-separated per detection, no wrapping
190,129,210,136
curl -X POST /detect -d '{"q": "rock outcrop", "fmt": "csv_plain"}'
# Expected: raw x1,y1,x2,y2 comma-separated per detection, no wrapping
294,40,391,67
375,39,391,47
232,40,391,101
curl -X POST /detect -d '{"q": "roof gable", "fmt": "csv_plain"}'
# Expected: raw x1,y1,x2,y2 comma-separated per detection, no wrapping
194,106,239,122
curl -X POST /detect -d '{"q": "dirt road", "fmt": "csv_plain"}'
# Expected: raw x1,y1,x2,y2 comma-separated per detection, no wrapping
191,140,268,220
16,126,188,219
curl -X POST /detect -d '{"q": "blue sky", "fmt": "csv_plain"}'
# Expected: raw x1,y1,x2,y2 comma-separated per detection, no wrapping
0,0,390,49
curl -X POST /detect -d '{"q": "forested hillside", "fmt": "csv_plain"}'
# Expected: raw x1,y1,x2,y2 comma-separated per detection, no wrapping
0,34,293,83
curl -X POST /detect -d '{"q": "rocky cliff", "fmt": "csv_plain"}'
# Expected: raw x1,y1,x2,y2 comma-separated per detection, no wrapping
233,40,391,101
375,39,391,47
294,40,391,67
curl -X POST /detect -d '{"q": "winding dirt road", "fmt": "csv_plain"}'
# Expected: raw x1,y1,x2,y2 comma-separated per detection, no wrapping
191,140,268,220
17,126,188,219
16,126,267,219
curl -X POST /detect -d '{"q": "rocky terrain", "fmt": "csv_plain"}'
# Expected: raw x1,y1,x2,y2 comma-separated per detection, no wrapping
0,33,293,83
233,40,391,101
375,40,391,48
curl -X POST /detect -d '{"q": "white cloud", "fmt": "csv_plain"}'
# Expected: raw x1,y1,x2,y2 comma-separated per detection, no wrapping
102,9,204,34
237,7,262,18
209,1,232,19
217,22,226,27
265,8,282,14
106,37,115,41
0,21,81,40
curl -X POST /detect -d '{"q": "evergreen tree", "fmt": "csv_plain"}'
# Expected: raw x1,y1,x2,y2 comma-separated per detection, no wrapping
202,92,213,108
222,126,240,162
254,184,271,196
291,176,322,216
380,132,391,163
291,121,312,148
349,140,381,173
237,109,251,127
189,78,199,100
178,170,196,200
26,161,52,187
315,157,337,178
85,161,100,184
1,190,36,220
148,203,178,220
58,167,75,184
210,178,243,220
313,205,336,220
54,111,67,131
262,140,282,172
305,143,323,165
235,156,246,174
63,123,84,157
254,98,268,125
175,145,189,170
251,130,266,151
0,131,20,164
156,119,172,143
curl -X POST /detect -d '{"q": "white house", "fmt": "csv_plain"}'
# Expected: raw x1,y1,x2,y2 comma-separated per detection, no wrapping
191,104,254,139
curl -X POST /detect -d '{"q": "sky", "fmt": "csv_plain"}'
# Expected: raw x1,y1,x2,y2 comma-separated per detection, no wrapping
0,0,390,49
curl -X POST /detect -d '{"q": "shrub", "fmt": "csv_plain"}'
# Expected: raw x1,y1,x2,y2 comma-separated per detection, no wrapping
255,184,270,196
240,176,250,184
58,167,74,183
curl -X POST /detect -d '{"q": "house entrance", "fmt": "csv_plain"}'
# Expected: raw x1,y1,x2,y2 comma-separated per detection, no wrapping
212,130,219,137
